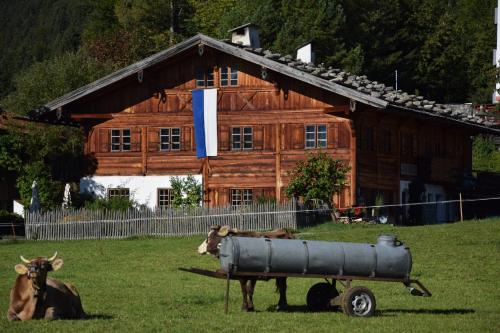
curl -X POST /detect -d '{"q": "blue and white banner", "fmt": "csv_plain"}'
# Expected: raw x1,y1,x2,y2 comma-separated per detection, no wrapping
192,89,218,158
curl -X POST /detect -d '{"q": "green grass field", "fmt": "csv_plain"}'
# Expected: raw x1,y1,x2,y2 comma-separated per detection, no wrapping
1,218,499,332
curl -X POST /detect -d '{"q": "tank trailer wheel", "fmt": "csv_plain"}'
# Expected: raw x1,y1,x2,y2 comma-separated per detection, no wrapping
306,282,339,312
342,286,376,317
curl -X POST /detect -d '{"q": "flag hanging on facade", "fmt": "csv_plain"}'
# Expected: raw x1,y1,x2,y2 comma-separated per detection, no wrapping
192,88,218,158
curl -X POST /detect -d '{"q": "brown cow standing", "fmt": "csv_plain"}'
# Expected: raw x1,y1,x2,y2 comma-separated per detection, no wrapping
7,252,86,321
198,225,294,311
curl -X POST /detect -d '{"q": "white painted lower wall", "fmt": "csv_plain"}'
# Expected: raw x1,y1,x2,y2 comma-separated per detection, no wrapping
13,200,24,216
400,181,456,223
80,175,202,209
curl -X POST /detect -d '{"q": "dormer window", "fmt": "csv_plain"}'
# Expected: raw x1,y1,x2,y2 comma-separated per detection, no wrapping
195,67,214,87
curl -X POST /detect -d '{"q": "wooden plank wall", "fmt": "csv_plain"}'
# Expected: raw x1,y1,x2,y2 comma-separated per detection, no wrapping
68,48,358,207
355,109,473,204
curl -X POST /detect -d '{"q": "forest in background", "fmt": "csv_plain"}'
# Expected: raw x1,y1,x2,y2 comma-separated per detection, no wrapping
0,0,497,114
0,0,498,210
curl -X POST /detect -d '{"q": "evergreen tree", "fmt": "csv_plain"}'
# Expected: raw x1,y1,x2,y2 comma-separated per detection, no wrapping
1,49,113,115
0,0,93,99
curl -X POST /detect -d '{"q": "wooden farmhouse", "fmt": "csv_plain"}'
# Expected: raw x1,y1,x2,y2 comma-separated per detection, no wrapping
30,25,500,223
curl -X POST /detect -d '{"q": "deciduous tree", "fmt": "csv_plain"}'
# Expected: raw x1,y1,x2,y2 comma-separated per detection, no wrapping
285,152,350,219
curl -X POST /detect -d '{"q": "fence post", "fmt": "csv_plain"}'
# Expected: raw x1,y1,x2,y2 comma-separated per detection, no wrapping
459,193,463,223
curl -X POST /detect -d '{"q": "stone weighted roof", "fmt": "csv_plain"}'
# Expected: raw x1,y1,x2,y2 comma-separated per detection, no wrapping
236,43,496,128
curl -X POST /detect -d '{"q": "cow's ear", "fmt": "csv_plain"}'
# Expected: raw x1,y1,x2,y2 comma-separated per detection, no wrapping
15,264,28,275
51,259,64,271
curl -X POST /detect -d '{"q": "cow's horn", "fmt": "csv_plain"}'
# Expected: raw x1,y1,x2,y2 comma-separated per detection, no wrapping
48,252,58,262
20,255,30,264
217,226,230,237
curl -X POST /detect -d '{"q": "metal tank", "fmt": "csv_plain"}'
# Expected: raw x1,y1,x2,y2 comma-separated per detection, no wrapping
219,234,412,279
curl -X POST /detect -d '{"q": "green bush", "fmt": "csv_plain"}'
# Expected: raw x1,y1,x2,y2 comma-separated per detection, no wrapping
0,209,23,224
170,175,202,208
473,135,500,172
84,196,136,211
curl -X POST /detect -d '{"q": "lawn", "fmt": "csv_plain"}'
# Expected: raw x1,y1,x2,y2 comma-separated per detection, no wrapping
1,218,499,332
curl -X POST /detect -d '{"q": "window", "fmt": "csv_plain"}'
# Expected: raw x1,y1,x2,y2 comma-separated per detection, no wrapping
379,129,392,153
111,129,131,152
221,65,238,86
359,126,375,152
195,67,214,87
231,127,252,150
158,188,174,208
305,124,327,149
434,135,443,156
401,133,414,156
108,188,130,199
159,128,181,151
231,189,253,207
195,68,205,87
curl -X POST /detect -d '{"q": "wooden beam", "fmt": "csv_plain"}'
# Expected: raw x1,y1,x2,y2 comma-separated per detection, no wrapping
71,114,113,119
323,105,350,114
141,127,147,175
275,124,282,202
349,119,356,206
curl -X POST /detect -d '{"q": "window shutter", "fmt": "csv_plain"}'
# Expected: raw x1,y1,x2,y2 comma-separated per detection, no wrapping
338,123,350,148
265,124,275,151
254,126,264,150
254,188,264,200
98,128,109,152
148,127,159,152
328,123,337,149
219,188,229,205
182,126,191,151
292,124,304,149
263,188,275,199
131,127,141,152
218,125,230,151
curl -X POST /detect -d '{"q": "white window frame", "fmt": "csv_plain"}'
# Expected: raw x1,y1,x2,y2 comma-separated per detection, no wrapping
159,128,181,151
231,189,253,207
110,129,131,152
107,188,130,199
221,65,238,87
157,188,174,208
231,126,252,150
305,124,327,149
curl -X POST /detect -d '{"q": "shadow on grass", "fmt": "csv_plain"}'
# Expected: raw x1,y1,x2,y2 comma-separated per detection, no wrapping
84,313,114,320
265,305,313,313
378,308,475,316
264,305,475,316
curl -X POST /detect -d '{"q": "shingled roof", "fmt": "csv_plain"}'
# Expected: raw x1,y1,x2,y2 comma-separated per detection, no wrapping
30,34,499,134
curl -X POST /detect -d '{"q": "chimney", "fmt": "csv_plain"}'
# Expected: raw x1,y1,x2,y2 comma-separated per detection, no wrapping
296,42,315,64
229,23,260,48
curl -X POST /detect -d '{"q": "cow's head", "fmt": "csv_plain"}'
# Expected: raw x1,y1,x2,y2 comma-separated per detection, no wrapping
15,252,63,294
197,225,238,256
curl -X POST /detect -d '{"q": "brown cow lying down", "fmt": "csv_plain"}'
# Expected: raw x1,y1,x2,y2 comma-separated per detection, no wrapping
7,252,86,321
198,225,294,311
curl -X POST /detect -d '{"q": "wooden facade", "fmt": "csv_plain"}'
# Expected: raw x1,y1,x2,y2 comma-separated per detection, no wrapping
354,108,473,207
66,47,355,207
33,34,497,214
